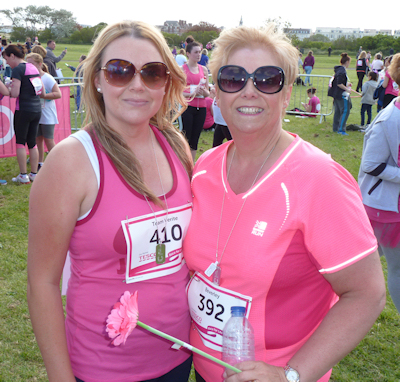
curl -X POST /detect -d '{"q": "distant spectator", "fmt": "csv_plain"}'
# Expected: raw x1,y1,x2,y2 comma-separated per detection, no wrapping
203,87,215,131
45,40,67,67
198,48,209,68
371,53,384,72
33,44,58,80
303,50,315,86
328,46,332,56
332,53,352,135
211,87,232,147
298,53,303,72
389,47,394,55
175,48,187,66
356,51,369,92
301,87,321,117
360,71,378,127
3,44,42,183
25,37,32,53
66,55,86,111
26,53,61,171
172,46,177,57
382,55,399,108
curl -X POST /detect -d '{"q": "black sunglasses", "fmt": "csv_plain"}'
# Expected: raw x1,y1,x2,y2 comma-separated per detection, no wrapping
217,65,285,94
100,59,170,89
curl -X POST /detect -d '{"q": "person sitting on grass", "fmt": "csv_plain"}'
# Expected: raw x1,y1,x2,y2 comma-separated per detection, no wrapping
301,87,321,117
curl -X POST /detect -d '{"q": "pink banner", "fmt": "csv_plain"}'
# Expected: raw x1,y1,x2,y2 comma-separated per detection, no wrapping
0,86,71,158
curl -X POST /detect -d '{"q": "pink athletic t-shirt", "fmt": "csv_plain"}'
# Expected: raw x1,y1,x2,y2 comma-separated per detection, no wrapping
384,71,399,97
308,95,321,117
182,63,207,108
66,126,192,382
183,135,377,382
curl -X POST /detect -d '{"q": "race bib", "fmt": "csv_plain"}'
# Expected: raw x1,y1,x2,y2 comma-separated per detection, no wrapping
187,272,252,351
122,203,192,283
30,77,43,95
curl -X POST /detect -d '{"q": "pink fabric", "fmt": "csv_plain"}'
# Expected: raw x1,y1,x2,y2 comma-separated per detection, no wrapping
183,135,377,382
0,86,71,158
203,97,214,129
66,126,192,382
384,71,399,97
182,63,207,108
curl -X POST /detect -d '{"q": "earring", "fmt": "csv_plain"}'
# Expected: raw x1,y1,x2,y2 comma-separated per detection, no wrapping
97,87,101,93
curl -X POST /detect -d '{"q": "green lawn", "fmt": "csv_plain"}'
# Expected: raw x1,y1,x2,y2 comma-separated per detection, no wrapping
0,51,399,381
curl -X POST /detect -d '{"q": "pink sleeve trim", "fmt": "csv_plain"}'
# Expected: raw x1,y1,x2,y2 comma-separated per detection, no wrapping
318,245,378,273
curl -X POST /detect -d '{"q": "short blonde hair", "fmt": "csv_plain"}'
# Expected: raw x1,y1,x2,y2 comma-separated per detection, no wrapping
389,53,400,85
81,20,191,204
209,24,298,92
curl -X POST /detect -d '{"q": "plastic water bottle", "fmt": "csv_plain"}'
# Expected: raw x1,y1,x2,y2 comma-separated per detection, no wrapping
222,306,255,366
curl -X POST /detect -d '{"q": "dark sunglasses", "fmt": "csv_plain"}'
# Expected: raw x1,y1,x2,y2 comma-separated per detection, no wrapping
100,59,170,89
217,65,285,94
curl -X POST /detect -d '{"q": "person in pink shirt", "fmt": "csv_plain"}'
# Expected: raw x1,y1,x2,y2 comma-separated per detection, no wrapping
301,87,321,117
27,21,194,382
382,55,399,108
183,25,386,382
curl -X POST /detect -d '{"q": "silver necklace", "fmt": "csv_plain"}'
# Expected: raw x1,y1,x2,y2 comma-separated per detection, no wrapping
144,127,169,265
205,138,280,285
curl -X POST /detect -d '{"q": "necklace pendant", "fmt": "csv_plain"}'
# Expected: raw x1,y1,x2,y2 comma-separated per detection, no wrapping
205,261,218,277
212,265,222,286
156,243,166,264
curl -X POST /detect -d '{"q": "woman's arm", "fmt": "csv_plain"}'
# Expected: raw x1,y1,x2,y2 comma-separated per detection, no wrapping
28,137,98,381
42,82,62,100
382,75,389,89
224,252,385,382
9,78,21,98
361,122,400,183
0,80,10,96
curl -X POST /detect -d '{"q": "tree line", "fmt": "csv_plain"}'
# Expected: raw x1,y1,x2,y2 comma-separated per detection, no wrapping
1,7,398,55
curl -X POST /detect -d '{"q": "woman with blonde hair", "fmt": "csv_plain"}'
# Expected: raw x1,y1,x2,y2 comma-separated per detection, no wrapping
26,52,61,171
28,20,193,382
183,24,385,382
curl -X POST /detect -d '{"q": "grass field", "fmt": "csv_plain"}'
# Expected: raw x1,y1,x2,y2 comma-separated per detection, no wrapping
0,48,399,381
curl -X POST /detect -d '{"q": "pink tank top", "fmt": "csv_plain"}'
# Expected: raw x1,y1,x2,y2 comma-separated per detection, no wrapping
183,63,207,108
65,126,192,382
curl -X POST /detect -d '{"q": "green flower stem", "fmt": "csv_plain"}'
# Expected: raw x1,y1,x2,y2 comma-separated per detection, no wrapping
136,321,241,374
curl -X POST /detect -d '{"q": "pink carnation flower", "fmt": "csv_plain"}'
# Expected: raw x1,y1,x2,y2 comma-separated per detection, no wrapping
106,291,139,346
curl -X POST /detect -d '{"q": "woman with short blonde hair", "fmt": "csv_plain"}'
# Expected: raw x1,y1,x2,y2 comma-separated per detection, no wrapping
184,24,385,382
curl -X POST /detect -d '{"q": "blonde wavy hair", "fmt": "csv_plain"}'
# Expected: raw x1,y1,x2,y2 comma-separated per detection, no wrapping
80,20,191,205
209,24,298,99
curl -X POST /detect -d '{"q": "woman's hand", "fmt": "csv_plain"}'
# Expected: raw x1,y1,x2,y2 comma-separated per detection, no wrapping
223,361,287,382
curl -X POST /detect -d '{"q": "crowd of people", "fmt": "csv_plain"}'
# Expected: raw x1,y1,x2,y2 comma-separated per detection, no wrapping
0,22,399,382
1,38,69,184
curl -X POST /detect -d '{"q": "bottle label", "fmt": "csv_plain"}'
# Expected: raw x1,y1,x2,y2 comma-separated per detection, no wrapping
186,272,252,352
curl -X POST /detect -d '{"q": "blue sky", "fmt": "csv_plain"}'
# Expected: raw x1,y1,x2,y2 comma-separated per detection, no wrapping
1,0,399,34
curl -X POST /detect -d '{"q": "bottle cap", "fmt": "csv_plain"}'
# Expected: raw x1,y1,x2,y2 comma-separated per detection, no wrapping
231,306,246,315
